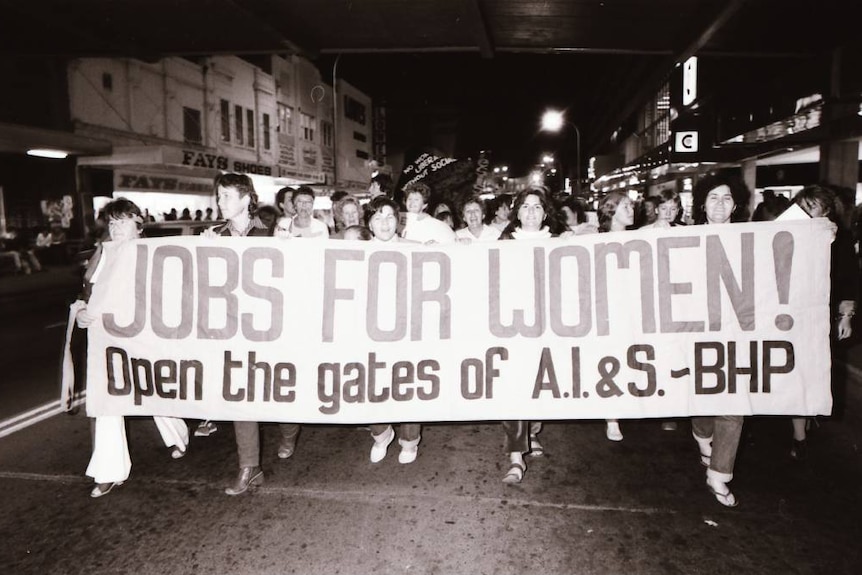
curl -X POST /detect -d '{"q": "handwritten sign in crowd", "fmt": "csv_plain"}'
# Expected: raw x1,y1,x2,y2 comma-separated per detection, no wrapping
85,219,834,423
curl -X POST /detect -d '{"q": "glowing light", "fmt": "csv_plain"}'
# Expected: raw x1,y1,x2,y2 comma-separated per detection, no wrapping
540,110,564,132
27,148,69,159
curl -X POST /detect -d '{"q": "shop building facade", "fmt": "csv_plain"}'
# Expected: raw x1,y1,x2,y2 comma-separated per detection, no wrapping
590,48,862,221
69,54,375,222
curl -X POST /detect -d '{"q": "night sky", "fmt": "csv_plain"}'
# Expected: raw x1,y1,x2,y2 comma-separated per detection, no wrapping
319,51,659,177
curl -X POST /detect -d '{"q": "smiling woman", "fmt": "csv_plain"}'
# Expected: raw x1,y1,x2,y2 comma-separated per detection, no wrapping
692,172,751,225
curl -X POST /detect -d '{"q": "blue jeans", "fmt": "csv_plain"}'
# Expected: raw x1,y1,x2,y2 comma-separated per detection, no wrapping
692,415,743,481
234,422,300,468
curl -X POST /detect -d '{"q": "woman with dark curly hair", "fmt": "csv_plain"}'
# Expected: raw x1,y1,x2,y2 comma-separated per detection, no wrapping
691,172,751,225
498,188,571,484
688,172,751,507
363,196,424,464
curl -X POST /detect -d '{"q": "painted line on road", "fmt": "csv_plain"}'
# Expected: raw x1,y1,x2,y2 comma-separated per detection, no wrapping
0,394,86,439
0,471,87,484
254,485,677,515
44,320,67,329
0,471,677,515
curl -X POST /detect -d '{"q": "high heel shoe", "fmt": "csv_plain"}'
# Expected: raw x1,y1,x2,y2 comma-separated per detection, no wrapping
790,438,808,461
224,466,264,496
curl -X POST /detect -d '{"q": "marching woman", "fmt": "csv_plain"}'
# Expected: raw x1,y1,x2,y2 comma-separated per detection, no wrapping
455,194,501,243
364,196,423,464
401,182,457,244
75,198,189,498
640,189,684,229
787,185,858,460
202,173,303,495
596,191,635,442
498,187,572,483
689,173,751,507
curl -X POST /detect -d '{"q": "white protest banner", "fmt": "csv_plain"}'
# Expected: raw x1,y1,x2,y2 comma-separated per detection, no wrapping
84,218,834,423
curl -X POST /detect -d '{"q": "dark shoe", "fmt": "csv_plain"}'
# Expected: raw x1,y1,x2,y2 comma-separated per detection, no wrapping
790,439,808,461
194,420,217,437
225,466,263,496
278,433,299,459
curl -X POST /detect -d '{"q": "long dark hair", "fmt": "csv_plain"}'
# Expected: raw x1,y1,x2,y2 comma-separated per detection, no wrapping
500,187,566,237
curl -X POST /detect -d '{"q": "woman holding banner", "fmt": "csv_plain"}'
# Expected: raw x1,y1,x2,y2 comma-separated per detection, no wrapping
689,173,751,507
788,185,857,461
364,196,423,464
203,173,303,496
498,187,571,483
455,194,501,243
596,191,636,442
401,182,457,244
641,189,684,229
75,198,190,498
330,195,363,239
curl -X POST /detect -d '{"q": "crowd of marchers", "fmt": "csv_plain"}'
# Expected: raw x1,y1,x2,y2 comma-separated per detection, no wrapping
71,170,859,509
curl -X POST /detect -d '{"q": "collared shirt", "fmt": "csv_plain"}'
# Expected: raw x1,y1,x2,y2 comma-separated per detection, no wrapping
215,216,270,237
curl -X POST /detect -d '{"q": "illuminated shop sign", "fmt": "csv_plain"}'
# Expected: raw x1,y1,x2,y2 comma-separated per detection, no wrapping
674,131,699,153
180,150,273,176
115,171,213,194
682,57,698,107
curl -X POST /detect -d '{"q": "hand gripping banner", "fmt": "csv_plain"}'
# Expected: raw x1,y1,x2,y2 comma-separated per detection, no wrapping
84,218,834,423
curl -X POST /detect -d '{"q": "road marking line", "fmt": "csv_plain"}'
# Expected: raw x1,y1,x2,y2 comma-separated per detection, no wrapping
0,394,86,439
0,471,676,514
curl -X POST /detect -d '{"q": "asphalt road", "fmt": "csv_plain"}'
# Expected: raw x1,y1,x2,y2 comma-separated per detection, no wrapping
1,266,861,574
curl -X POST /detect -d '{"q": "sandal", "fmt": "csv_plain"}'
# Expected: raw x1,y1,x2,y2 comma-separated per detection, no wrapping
90,481,123,498
706,479,738,508
502,461,526,484
693,432,712,467
528,435,544,457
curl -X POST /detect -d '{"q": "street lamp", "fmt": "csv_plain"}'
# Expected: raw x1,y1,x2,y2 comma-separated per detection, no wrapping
541,109,581,195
